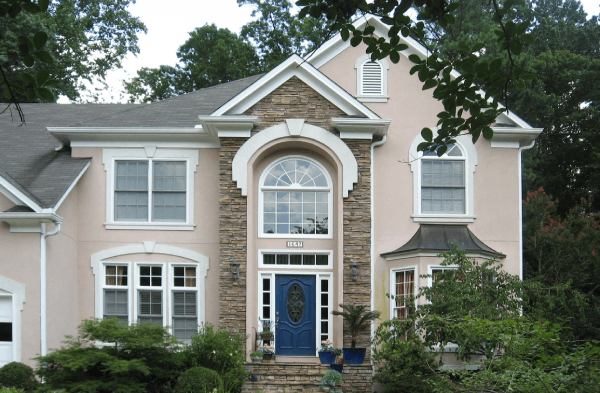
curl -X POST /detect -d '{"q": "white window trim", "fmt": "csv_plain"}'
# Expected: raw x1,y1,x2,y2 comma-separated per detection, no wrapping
258,249,333,270
409,133,478,223
389,266,419,320
134,262,167,326
102,148,199,230
258,155,334,239
355,54,390,102
91,243,209,338
101,262,132,323
258,271,333,357
0,276,25,363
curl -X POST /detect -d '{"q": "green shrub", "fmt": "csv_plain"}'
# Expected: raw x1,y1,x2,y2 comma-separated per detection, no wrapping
36,318,185,392
183,324,248,392
0,362,38,391
0,388,25,393
174,367,221,393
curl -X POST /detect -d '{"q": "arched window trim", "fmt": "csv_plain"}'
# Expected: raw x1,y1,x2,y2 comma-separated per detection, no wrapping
355,54,390,103
259,155,334,239
409,133,478,223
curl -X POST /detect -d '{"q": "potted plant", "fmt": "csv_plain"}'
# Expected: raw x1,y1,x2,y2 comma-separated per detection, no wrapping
259,318,275,341
318,339,341,364
331,303,381,364
250,351,263,364
322,369,343,388
259,344,275,361
330,354,344,373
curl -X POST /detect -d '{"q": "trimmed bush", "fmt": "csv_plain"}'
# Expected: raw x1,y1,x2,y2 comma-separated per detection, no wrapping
0,362,38,391
174,367,221,393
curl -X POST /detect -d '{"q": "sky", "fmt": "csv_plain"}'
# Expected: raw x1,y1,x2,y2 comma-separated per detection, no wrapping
76,0,600,104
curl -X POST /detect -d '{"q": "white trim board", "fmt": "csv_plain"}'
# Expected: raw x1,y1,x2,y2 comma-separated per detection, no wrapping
211,54,380,120
0,276,25,363
231,121,358,198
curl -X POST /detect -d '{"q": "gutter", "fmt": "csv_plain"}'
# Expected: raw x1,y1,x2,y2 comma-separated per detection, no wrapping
518,140,536,280
40,220,61,357
370,135,386,368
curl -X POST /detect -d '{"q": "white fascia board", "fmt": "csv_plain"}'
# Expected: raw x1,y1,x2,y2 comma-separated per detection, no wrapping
490,127,543,148
332,118,391,140
211,54,380,120
197,115,259,138
47,127,216,146
53,161,90,213
0,212,62,233
0,176,42,213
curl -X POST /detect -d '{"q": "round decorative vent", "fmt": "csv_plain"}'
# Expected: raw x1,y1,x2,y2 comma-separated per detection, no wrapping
287,284,305,323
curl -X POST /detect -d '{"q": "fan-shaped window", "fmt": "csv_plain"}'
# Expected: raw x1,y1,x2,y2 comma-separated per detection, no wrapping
260,157,332,237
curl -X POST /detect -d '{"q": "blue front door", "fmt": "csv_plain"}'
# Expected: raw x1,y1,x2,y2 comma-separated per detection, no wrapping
275,275,316,356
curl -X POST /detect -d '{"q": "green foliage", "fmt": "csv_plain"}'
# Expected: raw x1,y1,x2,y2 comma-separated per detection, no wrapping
183,324,248,393
372,319,437,393
331,304,380,348
297,0,536,154
322,369,343,385
1,0,146,105
523,188,600,340
35,318,184,393
174,367,221,393
0,362,38,391
0,388,25,393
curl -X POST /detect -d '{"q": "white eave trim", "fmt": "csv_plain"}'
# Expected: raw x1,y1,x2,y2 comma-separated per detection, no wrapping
47,127,219,147
331,118,390,140
211,54,380,120
490,127,544,148
53,161,90,212
197,115,259,138
0,176,42,213
0,212,62,233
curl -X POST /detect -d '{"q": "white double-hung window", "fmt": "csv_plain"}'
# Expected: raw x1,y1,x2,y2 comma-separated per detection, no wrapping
103,149,199,230
101,262,200,341
259,156,333,238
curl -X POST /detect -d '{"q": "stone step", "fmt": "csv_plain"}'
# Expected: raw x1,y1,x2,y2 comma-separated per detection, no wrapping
241,362,373,393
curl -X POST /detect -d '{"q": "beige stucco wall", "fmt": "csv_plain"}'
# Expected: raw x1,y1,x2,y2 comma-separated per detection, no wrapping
0,194,40,366
71,147,221,327
319,43,523,321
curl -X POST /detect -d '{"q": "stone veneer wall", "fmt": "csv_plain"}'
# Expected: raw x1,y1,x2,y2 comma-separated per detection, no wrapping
221,76,373,364
342,140,373,357
219,138,248,333
242,363,373,393
244,76,347,133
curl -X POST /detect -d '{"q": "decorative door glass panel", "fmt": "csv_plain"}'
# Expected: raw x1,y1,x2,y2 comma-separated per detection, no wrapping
287,284,305,323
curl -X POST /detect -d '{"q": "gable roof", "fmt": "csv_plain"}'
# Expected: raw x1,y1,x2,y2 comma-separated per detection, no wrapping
306,15,536,130
0,75,263,210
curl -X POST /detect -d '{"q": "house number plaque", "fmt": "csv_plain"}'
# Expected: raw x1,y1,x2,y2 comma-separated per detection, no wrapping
286,241,303,248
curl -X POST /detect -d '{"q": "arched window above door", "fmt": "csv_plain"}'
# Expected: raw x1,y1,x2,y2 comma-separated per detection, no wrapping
259,156,333,238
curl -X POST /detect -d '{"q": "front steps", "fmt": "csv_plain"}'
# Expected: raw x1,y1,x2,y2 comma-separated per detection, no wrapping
242,363,373,393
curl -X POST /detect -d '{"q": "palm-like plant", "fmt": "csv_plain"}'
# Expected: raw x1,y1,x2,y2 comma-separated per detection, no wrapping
331,304,381,348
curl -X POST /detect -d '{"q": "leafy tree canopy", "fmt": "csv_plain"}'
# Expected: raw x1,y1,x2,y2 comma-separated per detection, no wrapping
1,0,147,105
124,0,335,103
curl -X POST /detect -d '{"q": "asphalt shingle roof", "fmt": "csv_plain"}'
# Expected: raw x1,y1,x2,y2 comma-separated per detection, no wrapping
0,74,263,209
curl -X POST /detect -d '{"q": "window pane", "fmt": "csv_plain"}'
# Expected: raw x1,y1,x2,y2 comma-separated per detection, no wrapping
115,161,148,191
115,192,148,221
263,254,275,265
316,255,328,265
104,289,128,322
153,192,186,222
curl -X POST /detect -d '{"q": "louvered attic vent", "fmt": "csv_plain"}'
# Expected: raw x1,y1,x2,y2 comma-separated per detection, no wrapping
362,61,383,95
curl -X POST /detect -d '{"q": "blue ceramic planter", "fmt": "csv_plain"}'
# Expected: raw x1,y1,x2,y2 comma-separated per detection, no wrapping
330,364,343,373
319,351,337,364
342,348,366,364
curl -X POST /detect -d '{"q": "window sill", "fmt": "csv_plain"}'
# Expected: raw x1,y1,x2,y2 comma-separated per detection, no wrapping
105,222,196,231
412,215,476,224
258,233,333,240
356,95,389,103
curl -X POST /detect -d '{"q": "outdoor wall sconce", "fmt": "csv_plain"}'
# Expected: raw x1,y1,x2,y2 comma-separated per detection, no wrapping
351,260,358,282
232,258,240,281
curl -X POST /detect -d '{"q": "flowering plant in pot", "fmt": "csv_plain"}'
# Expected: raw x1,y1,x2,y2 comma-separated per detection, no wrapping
318,339,342,364
331,303,380,364
259,344,275,361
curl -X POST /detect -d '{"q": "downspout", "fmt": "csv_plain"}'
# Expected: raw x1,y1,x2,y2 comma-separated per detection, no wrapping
370,135,386,367
40,220,61,357
518,140,536,281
